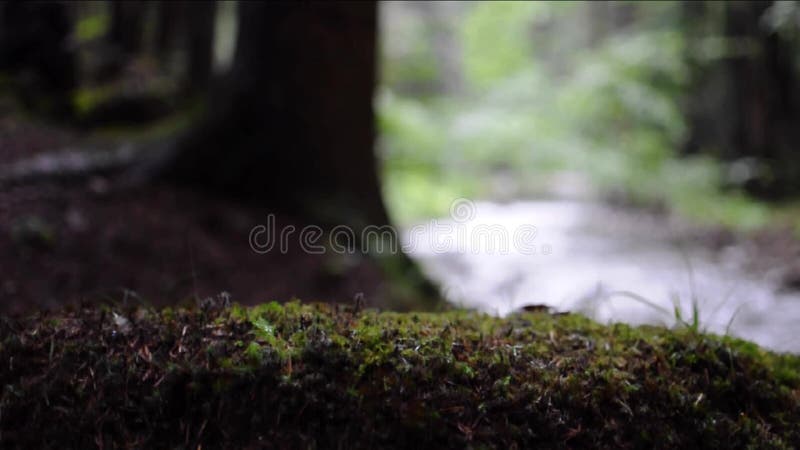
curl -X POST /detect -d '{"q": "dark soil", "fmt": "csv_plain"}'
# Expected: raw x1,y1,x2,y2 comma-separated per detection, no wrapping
0,117,386,315
1,181,387,314
0,115,80,165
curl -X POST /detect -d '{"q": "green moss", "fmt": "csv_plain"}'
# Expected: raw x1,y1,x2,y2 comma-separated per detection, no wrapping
1,301,798,448
244,342,264,364
250,316,275,340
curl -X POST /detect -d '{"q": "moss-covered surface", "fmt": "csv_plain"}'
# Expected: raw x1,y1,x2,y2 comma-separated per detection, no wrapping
1,301,799,448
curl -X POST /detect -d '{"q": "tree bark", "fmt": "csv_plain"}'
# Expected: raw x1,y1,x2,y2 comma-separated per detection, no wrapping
164,1,387,227
158,2,438,308
683,1,800,198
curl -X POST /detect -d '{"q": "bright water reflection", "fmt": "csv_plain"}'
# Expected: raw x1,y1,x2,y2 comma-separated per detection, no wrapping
406,200,800,354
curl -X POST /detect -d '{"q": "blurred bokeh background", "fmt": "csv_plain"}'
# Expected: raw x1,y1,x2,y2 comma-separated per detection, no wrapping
378,1,800,352
379,1,800,224
2,1,800,351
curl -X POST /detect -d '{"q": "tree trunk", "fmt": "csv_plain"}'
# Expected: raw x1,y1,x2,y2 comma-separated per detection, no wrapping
153,1,216,95
683,1,800,198
414,2,465,96
724,1,800,197
109,1,147,57
184,1,216,95
159,2,438,308
153,1,183,64
164,1,387,226
0,1,76,119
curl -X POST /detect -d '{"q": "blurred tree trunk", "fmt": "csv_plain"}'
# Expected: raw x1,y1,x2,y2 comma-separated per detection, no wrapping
159,2,437,308
585,2,636,47
415,2,465,95
109,1,147,57
97,0,148,82
163,1,387,226
154,1,216,95
0,1,75,118
682,1,727,157
184,1,216,95
154,1,182,62
684,1,800,198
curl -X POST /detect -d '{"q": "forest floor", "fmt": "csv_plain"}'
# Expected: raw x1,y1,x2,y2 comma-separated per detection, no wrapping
2,113,800,318
0,115,386,314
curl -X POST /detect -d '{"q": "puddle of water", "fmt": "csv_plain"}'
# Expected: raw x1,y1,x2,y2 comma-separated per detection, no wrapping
405,200,800,354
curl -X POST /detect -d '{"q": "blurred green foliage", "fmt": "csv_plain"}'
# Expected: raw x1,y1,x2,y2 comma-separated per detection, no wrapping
74,13,109,43
461,2,542,88
379,1,768,229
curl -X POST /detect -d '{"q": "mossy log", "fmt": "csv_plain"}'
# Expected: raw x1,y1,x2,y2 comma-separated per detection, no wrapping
1,301,799,448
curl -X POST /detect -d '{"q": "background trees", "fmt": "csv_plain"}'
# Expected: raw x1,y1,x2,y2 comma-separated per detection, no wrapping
0,1,436,312
163,2,388,229
380,1,800,227
1,1,799,312
684,1,800,198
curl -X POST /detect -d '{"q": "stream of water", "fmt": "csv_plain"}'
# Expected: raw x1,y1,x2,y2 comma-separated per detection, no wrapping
406,199,800,353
